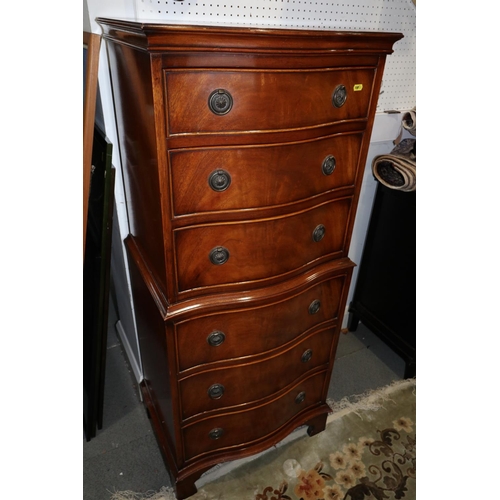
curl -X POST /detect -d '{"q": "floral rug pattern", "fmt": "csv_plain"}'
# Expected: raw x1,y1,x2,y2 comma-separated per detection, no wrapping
109,379,416,500
255,415,415,500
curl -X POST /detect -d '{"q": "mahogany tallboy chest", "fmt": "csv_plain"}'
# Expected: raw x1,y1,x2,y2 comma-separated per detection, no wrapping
97,18,402,499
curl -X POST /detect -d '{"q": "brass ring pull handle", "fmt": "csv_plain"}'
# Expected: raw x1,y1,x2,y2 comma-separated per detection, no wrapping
208,89,233,115
322,155,336,176
295,391,306,404
312,224,326,242
209,428,224,440
207,331,226,347
332,84,347,108
208,383,225,400
309,299,321,315
301,349,313,363
209,170,232,192
209,246,230,265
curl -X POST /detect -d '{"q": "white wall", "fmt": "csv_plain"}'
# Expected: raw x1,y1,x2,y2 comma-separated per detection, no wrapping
84,0,416,380
86,0,135,33
85,0,142,381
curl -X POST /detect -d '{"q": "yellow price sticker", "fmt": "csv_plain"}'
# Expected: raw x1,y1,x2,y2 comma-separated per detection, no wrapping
353,84,363,91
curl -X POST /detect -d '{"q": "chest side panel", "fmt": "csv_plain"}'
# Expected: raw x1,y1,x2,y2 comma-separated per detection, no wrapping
106,42,168,294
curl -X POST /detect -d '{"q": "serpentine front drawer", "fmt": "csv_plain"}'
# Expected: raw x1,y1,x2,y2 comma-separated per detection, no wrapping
175,274,346,372
165,68,375,135
181,370,327,462
179,327,336,420
173,197,352,293
169,132,363,217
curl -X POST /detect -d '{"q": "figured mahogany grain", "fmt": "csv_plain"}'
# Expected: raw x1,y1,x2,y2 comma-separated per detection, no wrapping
170,132,363,217
175,275,344,372
179,327,336,420
165,68,375,135
106,42,168,295
174,197,352,292
97,18,403,499
181,370,327,462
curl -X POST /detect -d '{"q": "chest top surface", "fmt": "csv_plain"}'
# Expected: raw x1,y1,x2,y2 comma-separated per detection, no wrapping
96,18,403,54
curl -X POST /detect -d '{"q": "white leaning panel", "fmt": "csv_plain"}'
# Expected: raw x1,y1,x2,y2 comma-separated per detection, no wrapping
134,0,416,111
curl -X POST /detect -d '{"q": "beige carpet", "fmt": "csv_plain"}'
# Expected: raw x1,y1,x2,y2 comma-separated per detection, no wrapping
110,378,416,500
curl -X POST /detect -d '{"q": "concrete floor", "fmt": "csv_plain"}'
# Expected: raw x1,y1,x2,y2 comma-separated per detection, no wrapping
83,299,406,500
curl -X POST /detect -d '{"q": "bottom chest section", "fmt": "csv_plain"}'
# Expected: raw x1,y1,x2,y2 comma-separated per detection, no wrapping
127,237,353,479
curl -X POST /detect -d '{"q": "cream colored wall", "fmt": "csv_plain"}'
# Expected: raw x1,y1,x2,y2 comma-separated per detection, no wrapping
85,0,142,381
83,0,91,31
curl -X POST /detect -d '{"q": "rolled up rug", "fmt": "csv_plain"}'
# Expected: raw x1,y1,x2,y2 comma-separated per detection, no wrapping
402,107,416,136
372,138,416,192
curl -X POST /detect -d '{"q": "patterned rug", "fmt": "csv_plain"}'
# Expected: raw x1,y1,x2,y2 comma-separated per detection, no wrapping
110,378,416,500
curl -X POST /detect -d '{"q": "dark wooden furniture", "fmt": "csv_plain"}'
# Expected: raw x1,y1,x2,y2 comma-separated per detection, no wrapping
83,31,101,260
97,19,402,498
348,182,416,378
83,125,115,440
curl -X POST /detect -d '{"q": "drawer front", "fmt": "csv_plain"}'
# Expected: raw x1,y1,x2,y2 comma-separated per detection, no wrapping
165,69,375,135
174,197,352,292
182,371,327,461
180,327,335,420
170,133,363,217
176,275,345,372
